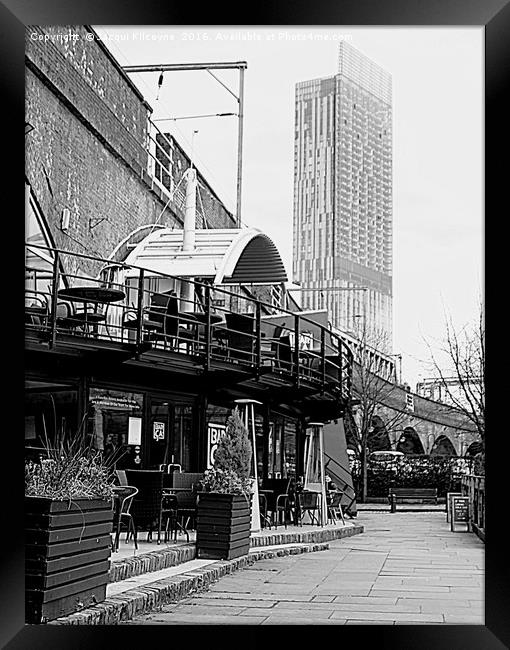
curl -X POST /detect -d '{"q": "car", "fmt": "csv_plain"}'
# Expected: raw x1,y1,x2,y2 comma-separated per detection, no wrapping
369,450,405,463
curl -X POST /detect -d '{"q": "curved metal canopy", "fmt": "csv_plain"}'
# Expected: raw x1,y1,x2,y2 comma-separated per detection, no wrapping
122,227,288,285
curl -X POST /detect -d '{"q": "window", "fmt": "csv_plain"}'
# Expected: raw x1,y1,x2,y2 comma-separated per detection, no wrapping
88,388,144,469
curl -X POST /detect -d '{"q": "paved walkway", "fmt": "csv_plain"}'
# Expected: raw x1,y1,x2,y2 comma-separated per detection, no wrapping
125,511,484,625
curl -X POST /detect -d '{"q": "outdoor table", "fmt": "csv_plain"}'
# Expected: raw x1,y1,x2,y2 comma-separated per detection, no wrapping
180,311,223,329
57,286,126,304
178,311,223,352
57,286,126,336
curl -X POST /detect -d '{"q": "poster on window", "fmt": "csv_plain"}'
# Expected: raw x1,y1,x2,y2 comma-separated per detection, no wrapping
128,416,142,446
207,423,227,468
153,421,165,441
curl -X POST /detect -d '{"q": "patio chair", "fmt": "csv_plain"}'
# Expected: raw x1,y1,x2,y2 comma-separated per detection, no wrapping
125,469,166,543
224,313,256,363
122,291,176,346
159,490,178,543
276,334,293,372
25,294,49,327
112,485,138,552
327,490,346,525
260,478,293,529
297,490,322,526
115,469,128,486
173,488,199,542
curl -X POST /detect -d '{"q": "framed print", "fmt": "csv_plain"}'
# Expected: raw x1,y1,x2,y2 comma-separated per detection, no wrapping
4,0,506,647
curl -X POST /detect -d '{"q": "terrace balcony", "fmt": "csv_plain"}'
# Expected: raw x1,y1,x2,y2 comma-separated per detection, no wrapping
25,244,353,419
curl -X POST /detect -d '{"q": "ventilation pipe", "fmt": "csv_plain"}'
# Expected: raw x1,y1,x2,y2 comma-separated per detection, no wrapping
180,167,197,312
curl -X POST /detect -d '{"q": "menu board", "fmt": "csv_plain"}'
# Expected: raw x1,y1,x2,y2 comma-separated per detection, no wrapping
446,492,462,522
450,496,470,532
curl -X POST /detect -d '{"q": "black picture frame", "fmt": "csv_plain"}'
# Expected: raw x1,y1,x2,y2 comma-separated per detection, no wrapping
4,0,505,647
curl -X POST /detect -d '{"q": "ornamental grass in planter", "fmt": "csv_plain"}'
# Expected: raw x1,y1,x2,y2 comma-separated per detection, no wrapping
25,429,116,624
196,408,253,560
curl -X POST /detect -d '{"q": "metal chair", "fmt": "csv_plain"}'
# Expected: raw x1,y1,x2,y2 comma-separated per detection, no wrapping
224,313,256,363
277,334,293,372
297,490,322,526
125,469,166,543
258,492,271,528
112,485,138,552
159,490,178,543
115,469,128,486
327,490,346,525
174,488,199,542
260,478,293,529
25,294,49,327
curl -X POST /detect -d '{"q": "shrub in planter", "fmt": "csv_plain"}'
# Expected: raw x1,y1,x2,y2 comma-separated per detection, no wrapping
196,408,252,560
25,435,116,624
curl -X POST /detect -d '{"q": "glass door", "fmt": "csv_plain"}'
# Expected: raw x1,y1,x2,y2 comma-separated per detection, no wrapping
147,398,172,469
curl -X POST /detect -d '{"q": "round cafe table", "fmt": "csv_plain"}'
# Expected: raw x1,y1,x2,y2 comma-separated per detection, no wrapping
57,286,126,304
178,311,224,352
57,286,126,335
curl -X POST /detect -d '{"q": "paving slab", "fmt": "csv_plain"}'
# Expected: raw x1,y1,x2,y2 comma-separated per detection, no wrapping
126,511,484,625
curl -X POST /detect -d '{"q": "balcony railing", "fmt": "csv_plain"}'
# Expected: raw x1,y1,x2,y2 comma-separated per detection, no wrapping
25,244,353,402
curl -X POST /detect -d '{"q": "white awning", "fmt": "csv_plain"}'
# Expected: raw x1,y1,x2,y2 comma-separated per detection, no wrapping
121,227,287,285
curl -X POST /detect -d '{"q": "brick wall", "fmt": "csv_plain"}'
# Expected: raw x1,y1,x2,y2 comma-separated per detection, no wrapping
25,26,235,276
155,133,235,230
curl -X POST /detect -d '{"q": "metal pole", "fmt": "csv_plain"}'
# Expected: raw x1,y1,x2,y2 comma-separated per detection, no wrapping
122,60,248,226
123,62,247,73
49,252,60,349
236,66,245,227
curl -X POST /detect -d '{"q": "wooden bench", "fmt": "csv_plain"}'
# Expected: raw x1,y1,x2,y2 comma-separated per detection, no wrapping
388,488,438,512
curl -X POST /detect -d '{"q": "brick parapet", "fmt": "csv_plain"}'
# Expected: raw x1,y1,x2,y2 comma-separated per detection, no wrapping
109,543,196,583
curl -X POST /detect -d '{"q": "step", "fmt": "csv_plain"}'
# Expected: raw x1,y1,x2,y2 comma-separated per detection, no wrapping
49,542,331,625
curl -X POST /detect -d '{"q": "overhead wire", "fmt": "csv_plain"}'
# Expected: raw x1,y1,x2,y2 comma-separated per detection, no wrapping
97,31,242,224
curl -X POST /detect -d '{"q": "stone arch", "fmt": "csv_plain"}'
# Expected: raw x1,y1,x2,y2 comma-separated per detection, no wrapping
368,415,391,452
430,435,457,456
396,427,425,455
466,441,483,457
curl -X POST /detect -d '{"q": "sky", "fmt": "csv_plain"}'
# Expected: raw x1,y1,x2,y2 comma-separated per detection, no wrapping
93,26,483,388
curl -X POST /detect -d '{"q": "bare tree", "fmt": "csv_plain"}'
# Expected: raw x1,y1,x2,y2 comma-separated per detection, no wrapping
346,322,408,502
425,304,485,444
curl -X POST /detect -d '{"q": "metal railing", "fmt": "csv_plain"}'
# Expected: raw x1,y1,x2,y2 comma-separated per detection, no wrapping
25,243,353,401
461,474,485,535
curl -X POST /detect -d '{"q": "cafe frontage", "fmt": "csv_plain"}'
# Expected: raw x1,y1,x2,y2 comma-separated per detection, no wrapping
25,231,355,523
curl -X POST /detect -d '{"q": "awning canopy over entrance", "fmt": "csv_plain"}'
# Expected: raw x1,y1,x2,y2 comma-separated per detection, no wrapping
122,227,288,285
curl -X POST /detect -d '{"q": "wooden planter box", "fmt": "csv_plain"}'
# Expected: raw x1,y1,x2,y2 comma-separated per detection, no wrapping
25,496,113,624
196,493,251,561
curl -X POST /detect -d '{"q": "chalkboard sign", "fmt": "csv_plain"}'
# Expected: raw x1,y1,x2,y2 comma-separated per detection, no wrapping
450,496,470,532
446,492,462,522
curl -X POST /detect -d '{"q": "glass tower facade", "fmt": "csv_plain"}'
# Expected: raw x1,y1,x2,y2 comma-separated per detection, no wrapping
293,42,393,351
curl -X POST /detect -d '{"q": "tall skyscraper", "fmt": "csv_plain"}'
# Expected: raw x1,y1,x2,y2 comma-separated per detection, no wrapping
293,42,393,351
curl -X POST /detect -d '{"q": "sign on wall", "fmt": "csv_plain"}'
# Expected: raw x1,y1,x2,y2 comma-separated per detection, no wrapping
207,423,227,468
